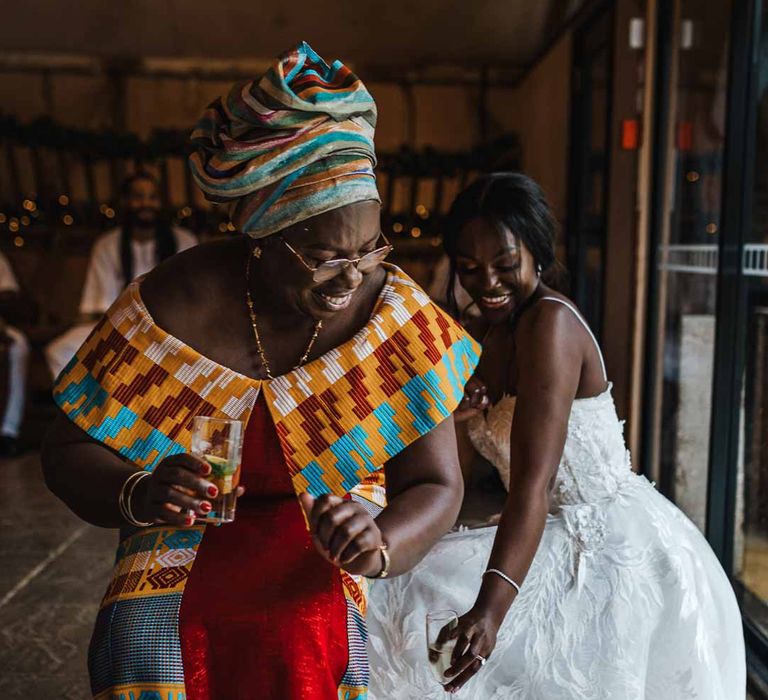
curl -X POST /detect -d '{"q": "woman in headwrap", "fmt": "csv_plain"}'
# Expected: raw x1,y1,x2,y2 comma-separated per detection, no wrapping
42,42,479,700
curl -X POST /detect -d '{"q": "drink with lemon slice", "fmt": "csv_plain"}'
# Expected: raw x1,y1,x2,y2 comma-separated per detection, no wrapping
191,417,244,523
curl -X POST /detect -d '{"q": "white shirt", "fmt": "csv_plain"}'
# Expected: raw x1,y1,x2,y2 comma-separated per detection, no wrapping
80,227,197,315
0,252,20,294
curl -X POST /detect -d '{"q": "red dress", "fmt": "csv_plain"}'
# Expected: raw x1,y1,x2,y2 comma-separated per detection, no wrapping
178,396,349,699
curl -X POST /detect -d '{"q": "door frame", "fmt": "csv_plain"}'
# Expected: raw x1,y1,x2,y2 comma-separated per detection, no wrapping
641,0,768,690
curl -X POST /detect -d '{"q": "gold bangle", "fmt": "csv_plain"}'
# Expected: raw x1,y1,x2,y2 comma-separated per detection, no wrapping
126,472,152,527
118,471,143,521
119,471,152,528
370,542,390,579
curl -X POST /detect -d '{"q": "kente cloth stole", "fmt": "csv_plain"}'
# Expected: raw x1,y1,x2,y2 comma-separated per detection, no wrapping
53,265,480,700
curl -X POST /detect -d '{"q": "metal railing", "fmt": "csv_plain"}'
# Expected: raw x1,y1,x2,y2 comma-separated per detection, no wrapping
659,243,768,277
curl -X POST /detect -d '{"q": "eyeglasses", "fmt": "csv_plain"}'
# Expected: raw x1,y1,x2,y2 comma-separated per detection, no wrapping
281,233,393,283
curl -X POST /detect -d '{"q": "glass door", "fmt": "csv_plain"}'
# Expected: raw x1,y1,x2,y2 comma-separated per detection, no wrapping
645,0,732,529
647,0,768,689
567,4,614,339
734,0,768,676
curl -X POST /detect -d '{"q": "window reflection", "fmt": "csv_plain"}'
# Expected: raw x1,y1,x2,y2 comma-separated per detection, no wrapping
736,0,768,638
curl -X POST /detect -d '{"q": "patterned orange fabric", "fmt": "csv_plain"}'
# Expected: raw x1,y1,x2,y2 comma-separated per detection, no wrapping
53,265,480,699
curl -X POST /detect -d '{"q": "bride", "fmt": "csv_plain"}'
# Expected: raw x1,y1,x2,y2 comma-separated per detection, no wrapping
366,173,745,699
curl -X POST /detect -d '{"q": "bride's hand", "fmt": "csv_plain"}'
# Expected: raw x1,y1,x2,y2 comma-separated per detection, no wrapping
454,377,489,423
442,606,500,693
299,492,385,576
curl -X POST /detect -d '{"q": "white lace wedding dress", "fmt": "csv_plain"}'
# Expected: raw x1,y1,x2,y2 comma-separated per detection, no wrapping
367,298,746,699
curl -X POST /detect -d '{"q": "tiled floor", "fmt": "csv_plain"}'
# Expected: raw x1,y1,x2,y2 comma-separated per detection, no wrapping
0,451,115,698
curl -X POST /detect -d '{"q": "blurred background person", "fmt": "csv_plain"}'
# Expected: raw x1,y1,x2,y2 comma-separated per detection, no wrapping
0,251,29,457
45,172,197,377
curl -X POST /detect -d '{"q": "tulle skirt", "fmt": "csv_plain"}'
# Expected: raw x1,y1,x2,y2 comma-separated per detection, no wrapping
367,475,746,699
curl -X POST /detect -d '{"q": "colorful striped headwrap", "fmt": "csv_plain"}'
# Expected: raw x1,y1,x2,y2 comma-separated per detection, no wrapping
189,41,380,238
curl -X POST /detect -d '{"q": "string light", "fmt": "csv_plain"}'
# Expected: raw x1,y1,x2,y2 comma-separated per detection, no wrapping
416,204,429,219
0,214,6,224
686,171,700,183
105,208,116,219
20,215,30,226
706,223,718,234
58,194,69,206
13,236,24,248
63,214,74,226
393,222,403,233
22,199,36,212
218,222,228,233
411,227,422,238
99,203,108,214
9,219,19,232
226,222,236,232
178,206,192,218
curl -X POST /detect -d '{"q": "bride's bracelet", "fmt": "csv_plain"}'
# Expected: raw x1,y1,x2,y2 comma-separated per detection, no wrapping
483,568,521,595
118,470,153,528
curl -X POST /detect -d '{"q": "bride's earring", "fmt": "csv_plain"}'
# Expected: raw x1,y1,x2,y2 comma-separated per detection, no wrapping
536,263,542,277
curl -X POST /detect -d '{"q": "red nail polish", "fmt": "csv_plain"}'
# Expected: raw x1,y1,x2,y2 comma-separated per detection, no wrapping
201,464,211,475
207,485,218,498
185,516,195,526
200,501,211,513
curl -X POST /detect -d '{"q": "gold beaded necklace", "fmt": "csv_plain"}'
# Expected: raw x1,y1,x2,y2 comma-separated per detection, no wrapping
245,248,322,380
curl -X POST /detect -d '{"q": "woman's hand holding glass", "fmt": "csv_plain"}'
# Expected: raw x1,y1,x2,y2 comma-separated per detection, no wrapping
440,605,500,693
299,492,385,576
133,454,245,527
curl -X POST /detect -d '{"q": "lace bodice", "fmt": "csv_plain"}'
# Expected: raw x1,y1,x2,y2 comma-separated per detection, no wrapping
468,384,633,510
467,296,632,511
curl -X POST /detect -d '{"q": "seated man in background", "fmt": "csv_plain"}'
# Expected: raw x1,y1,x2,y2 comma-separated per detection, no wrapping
46,172,197,377
0,251,29,457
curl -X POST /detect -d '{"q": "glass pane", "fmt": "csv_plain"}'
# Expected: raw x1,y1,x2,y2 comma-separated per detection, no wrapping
734,0,768,639
569,10,612,339
651,1,731,530
582,44,610,337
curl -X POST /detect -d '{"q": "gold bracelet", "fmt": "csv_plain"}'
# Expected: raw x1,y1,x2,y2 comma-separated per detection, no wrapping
118,471,142,522
118,471,143,525
370,542,390,579
119,471,152,528
126,472,152,527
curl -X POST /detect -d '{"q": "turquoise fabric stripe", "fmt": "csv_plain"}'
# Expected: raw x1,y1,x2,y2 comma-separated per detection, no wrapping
54,377,186,471
293,333,480,496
